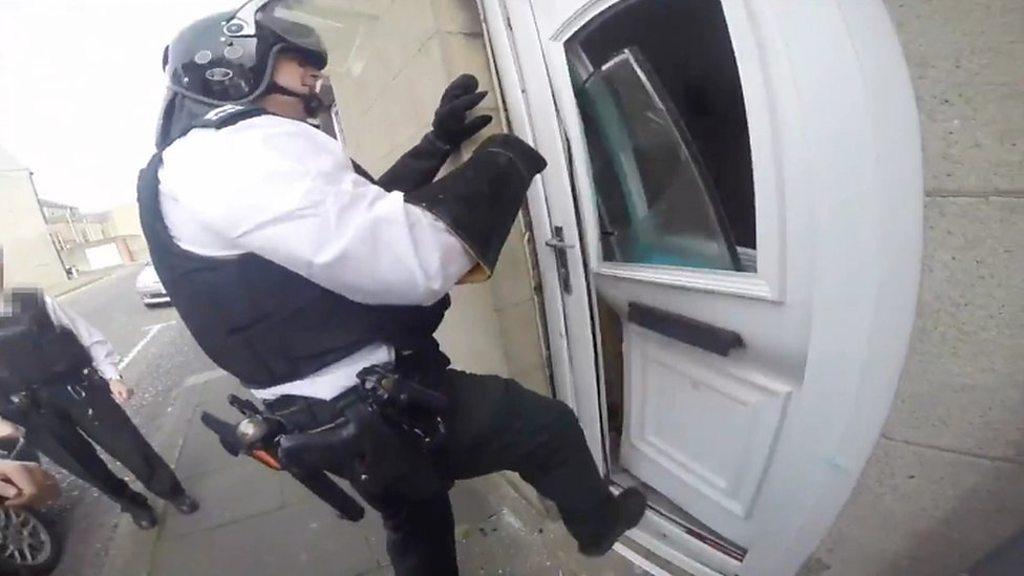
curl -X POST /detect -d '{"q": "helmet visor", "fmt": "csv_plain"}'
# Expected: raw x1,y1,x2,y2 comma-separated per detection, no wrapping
226,0,328,68
258,2,328,68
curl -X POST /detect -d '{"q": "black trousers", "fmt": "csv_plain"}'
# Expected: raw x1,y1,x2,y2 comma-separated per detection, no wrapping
3,382,185,506
270,369,616,576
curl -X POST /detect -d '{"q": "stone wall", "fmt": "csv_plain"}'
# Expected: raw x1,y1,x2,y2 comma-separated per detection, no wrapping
804,1,1024,574
309,0,551,395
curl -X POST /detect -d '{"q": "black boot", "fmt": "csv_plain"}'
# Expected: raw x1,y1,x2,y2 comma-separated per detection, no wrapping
120,494,158,530
168,493,200,515
578,487,647,557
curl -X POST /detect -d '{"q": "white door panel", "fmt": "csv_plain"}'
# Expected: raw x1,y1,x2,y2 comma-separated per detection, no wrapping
595,275,810,388
622,324,792,527
529,0,809,550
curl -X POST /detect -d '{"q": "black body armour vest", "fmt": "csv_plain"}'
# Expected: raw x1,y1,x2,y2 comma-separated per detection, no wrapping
0,290,94,394
137,108,450,389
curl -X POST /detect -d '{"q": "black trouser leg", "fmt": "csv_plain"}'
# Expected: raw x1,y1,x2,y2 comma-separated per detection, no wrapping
66,386,187,501
444,370,615,546
357,370,614,573
39,384,186,501
287,467,364,521
13,409,139,504
356,488,458,576
268,369,614,574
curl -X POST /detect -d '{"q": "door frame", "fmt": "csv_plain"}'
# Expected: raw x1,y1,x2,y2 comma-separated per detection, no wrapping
476,0,923,574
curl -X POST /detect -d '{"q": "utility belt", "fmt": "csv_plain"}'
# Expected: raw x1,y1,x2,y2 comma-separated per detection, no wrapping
2,366,100,414
199,360,451,522
266,362,449,449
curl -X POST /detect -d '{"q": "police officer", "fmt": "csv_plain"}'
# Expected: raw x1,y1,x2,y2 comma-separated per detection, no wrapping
0,257,198,529
142,1,646,573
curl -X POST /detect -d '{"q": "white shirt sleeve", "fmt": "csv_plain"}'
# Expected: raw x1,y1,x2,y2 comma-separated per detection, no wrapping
43,296,122,381
159,116,476,306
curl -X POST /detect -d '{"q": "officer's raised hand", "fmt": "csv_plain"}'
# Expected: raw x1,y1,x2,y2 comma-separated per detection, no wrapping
431,74,493,148
109,378,134,405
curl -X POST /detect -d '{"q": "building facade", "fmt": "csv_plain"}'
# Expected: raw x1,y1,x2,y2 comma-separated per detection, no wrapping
0,147,67,288
40,199,113,250
37,199,149,273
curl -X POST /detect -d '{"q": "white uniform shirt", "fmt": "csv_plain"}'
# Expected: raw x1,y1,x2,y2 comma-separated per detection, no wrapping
42,296,122,381
158,114,475,401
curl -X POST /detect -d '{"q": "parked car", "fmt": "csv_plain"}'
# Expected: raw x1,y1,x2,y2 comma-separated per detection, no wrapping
0,439,62,576
135,263,171,307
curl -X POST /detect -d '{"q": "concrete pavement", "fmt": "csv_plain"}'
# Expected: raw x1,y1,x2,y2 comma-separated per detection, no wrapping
48,267,120,298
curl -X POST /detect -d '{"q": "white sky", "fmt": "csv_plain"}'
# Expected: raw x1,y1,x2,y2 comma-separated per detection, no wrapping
0,0,240,212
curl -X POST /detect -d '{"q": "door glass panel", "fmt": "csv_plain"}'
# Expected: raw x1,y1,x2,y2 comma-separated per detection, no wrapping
566,0,756,272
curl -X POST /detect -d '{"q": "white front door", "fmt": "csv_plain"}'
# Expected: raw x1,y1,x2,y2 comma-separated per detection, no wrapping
479,0,922,574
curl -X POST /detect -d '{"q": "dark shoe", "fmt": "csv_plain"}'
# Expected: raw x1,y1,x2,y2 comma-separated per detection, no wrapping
578,487,647,557
169,493,199,515
121,498,158,530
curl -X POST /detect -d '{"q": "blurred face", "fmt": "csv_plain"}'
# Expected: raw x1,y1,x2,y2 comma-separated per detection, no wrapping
272,50,322,96
262,49,325,119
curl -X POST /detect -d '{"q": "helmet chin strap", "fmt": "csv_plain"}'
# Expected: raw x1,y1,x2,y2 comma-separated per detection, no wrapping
265,81,325,118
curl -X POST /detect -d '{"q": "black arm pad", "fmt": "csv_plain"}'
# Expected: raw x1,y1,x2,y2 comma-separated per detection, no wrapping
404,134,547,275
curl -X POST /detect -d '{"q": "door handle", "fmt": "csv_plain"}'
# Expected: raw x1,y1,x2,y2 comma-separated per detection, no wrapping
628,303,745,357
545,226,573,295
544,238,576,249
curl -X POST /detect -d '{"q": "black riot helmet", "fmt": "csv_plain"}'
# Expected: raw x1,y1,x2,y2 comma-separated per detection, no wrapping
165,0,328,106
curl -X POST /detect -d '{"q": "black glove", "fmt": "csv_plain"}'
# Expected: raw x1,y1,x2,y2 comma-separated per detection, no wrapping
431,74,493,147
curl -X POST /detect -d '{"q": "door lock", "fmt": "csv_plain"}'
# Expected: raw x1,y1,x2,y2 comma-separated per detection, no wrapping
545,226,574,295
544,238,575,250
